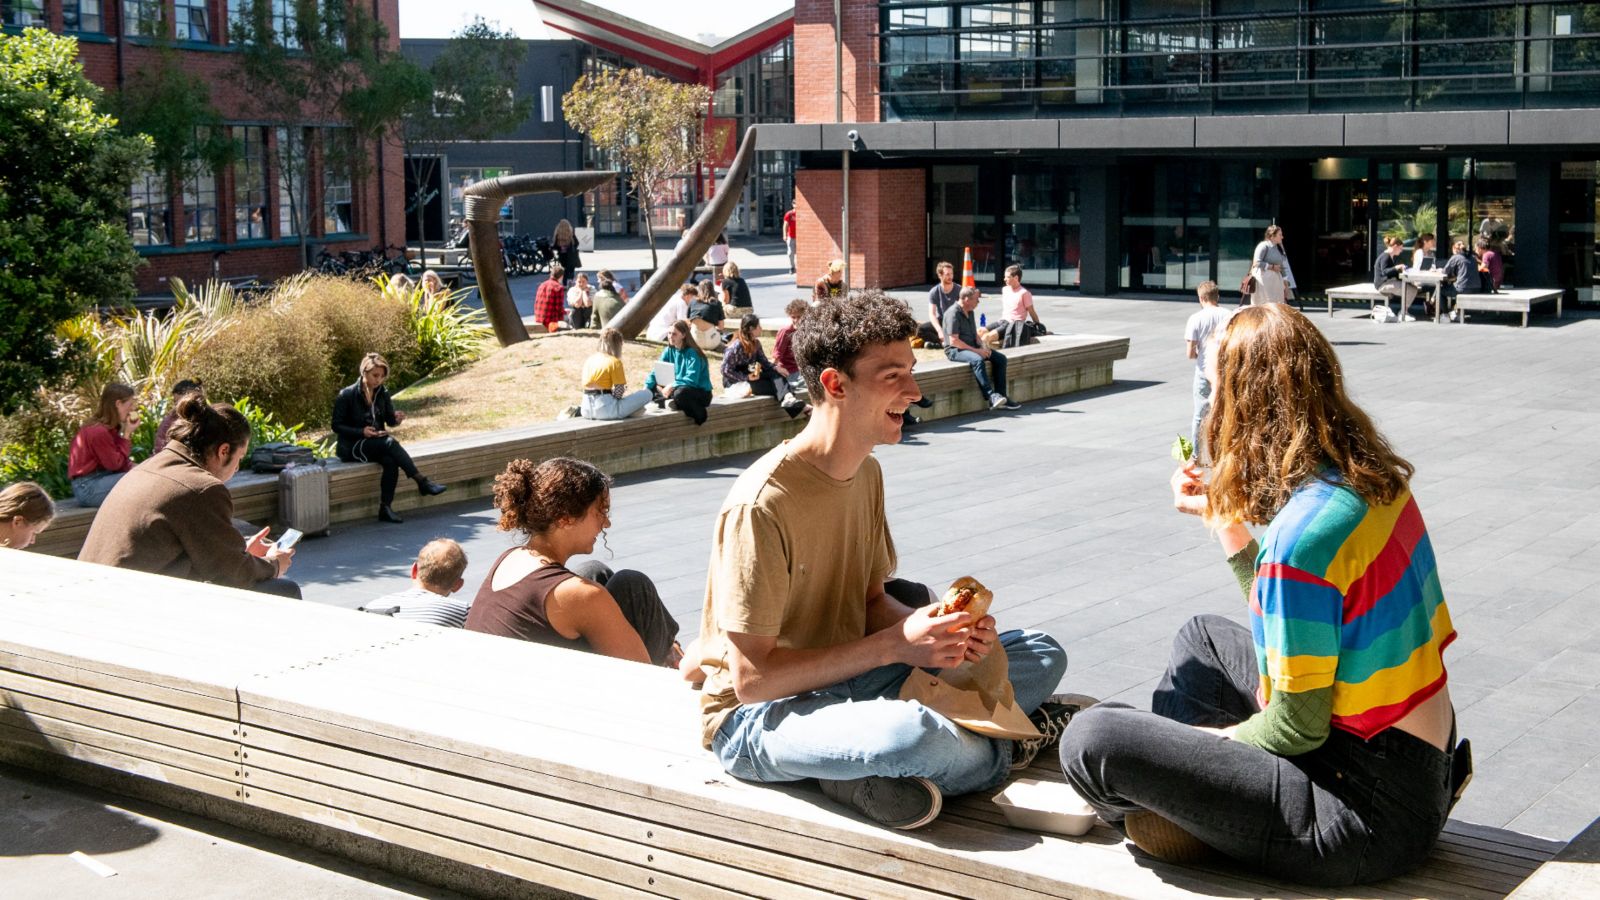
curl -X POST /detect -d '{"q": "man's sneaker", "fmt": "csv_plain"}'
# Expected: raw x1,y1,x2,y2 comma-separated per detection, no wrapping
989,393,1008,410
1000,397,1022,410
1011,693,1099,771
818,775,942,830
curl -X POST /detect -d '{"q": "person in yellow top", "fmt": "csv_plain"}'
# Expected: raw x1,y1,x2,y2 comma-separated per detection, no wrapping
579,328,653,420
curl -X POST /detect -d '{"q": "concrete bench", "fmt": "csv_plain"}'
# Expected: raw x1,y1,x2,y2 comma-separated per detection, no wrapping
32,335,1130,559
1323,283,1388,317
1454,288,1563,328
1,551,1592,899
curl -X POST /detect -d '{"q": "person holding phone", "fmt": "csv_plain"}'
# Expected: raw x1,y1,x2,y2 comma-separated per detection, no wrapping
79,395,300,598
332,352,447,524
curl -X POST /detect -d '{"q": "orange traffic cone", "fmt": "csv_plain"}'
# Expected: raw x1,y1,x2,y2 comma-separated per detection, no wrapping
961,247,976,289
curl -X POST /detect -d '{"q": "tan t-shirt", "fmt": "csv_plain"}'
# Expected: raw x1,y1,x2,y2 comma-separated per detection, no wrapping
696,443,895,748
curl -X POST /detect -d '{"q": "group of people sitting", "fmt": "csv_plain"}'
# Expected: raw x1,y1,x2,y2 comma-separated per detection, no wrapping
1374,231,1504,320
4,284,1469,888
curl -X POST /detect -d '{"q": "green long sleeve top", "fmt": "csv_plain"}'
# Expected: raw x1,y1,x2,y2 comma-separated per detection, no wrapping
1224,538,1333,756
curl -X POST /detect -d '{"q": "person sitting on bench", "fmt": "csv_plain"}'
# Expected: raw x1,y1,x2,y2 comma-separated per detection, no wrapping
332,352,448,524
0,481,55,551
1060,304,1467,886
690,290,1082,832
1441,239,1484,314
466,458,681,667
79,395,300,599
1372,235,1411,316
360,538,473,628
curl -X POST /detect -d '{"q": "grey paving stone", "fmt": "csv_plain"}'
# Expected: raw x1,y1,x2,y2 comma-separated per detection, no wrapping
283,262,1600,841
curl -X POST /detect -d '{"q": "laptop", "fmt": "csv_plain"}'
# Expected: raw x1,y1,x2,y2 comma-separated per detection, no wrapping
652,361,676,388
1419,256,1436,270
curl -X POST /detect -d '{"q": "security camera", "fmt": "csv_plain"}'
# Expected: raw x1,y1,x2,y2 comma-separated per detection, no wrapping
846,129,860,145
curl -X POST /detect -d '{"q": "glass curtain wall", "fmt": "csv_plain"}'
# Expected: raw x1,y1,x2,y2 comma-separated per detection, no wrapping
1217,163,1274,289
930,165,998,282
1555,161,1598,303
1004,168,1081,288
1309,157,1370,289
880,1,1600,120
1120,162,1209,290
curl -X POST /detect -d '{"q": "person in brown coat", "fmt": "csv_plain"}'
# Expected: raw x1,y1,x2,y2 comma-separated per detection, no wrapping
78,395,300,598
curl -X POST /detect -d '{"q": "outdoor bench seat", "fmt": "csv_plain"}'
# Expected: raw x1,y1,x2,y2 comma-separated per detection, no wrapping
32,335,1130,559
1322,283,1389,316
2,551,1594,899
1453,288,1563,328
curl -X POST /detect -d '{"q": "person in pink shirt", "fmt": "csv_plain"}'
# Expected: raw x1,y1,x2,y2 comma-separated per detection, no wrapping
997,265,1047,348
68,382,140,508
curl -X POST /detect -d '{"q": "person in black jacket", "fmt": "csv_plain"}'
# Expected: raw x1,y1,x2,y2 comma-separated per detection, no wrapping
552,219,581,286
1439,240,1483,317
332,352,447,523
1372,235,1412,317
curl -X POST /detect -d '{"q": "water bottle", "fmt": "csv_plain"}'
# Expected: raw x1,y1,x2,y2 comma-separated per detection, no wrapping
980,313,988,328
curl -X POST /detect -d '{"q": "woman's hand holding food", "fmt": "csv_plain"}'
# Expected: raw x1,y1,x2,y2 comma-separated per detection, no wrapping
1171,464,1208,517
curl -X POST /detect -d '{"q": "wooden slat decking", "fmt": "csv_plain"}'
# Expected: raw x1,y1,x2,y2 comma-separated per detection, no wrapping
0,551,1581,899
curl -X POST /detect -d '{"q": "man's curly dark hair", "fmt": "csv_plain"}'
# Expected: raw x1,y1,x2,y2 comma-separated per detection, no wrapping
792,290,916,397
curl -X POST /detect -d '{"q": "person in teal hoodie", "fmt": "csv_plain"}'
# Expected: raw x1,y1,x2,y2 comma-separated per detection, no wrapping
645,319,714,425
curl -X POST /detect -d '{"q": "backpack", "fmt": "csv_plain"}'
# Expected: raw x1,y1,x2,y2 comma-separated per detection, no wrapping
249,442,319,474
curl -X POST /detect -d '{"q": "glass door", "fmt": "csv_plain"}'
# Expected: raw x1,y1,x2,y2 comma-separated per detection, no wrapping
1309,157,1369,289
930,165,999,283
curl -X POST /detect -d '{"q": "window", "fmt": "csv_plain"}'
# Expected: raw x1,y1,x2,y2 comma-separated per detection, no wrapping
2,0,45,28
183,133,220,244
63,0,103,32
123,0,162,37
228,0,299,48
174,0,210,42
234,126,269,240
449,168,516,236
129,168,171,247
322,129,355,235
275,127,306,237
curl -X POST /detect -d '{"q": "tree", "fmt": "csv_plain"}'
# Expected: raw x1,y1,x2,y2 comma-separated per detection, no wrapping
0,29,148,414
114,31,236,210
564,68,712,268
402,17,533,263
228,0,427,266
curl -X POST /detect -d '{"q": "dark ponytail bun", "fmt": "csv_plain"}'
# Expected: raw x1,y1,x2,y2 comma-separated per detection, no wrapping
493,457,610,536
168,395,252,459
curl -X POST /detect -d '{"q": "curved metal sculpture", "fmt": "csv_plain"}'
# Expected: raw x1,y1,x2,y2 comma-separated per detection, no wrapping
607,126,759,341
464,171,617,347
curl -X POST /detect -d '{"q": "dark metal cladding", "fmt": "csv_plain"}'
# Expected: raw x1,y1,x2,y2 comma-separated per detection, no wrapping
606,126,758,340
464,171,617,347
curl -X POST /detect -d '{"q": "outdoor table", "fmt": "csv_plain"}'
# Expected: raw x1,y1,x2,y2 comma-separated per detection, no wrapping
1401,269,1448,322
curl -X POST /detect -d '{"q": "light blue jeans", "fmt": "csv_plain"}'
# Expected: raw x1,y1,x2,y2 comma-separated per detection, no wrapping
1191,368,1213,456
71,470,126,508
581,389,652,420
713,629,1067,796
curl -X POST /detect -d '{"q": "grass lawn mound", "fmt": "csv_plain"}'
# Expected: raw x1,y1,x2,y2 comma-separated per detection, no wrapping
387,334,683,443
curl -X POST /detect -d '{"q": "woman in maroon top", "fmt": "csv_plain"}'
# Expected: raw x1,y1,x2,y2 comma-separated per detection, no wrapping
465,457,681,667
68,382,140,508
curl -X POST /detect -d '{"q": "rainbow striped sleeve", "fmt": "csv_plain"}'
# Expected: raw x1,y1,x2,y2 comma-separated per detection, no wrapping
1252,479,1456,740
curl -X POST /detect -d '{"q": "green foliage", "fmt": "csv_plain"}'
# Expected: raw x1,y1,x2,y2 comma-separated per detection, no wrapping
228,1,428,261
414,18,533,143
375,274,492,378
0,29,149,414
114,41,236,186
187,303,335,429
232,397,334,458
563,68,712,266
0,415,73,500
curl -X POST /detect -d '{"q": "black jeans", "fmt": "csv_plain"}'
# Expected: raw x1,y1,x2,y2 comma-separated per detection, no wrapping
250,577,302,600
665,386,713,426
567,560,679,666
342,436,420,507
568,306,592,329
1059,614,1453,887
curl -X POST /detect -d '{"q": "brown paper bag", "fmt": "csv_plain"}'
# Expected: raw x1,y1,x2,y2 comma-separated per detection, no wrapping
896,577,1041,741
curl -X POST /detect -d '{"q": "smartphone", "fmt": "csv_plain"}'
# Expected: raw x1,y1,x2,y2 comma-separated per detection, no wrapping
274,528,304,552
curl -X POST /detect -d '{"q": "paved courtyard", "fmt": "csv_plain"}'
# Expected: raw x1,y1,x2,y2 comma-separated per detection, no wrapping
6,239,1597,898
289,240,1600,843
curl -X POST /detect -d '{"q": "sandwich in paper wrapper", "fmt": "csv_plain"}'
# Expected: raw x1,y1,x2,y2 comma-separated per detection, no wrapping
896,576,1041,741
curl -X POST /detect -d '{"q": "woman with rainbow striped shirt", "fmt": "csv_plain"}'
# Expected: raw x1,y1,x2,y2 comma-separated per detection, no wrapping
1060,303,1467,886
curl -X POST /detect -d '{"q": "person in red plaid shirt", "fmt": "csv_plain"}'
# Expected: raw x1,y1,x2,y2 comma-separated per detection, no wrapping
533,263,569,333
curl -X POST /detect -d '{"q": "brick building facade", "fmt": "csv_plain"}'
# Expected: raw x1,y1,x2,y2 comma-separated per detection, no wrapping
6,1,406,297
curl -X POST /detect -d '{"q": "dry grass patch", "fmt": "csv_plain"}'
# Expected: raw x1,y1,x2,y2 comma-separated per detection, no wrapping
380,334,685,443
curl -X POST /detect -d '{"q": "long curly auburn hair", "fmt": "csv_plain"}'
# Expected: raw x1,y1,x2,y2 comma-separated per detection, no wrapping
1203,304,1412,527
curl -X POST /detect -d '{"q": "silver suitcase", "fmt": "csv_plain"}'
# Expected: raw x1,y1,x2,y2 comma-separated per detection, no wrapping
278,462,330,535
